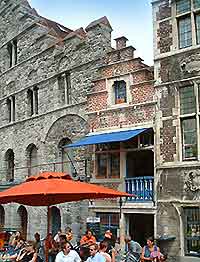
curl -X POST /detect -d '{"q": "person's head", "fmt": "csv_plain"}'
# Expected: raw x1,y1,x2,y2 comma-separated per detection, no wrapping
146,236,154,247
99,241,108,252
89,244,98,257
16,239,25,249
47,233,52,240
104,230,112,240
25,242,36,252
86,230,93,238
15,231,21,240
59,234,67,245
66,227,72,233
57,229,62,235
125,236,131,244
62,242,71,255
34,232,40,241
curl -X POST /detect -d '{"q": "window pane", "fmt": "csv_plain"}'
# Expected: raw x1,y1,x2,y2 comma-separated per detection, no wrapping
110,153,120,178
176,0,191,14
114,80,127,104
97,154,107,177
184,207,200,255
178,17,192,48
196,14,200,44
180,86,196,114
194,0,200,9
182,118,197,159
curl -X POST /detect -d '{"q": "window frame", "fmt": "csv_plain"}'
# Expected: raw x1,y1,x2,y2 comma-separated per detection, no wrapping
95,143,120,179
179,84,200,161
113,80,127,104
175,0,200,49
183,207,200,255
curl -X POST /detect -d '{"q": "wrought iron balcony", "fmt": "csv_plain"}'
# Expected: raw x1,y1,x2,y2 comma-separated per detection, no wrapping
125,176,154,202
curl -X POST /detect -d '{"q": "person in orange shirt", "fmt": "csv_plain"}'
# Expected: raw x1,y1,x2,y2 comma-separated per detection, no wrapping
80,230,96,246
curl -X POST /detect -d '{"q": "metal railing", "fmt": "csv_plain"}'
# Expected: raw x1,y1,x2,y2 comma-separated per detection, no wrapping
125,176,154,202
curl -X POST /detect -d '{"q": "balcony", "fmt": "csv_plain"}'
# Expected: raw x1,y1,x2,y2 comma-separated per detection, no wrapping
125,176,154,202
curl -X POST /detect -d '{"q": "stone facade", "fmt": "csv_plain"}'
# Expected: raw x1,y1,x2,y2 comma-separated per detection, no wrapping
153,0,200,258
0,0,113,240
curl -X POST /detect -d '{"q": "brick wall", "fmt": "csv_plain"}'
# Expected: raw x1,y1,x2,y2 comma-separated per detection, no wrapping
160,119,176,162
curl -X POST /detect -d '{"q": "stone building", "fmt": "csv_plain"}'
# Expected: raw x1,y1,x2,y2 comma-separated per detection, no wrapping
68,36,155,246
152,0,200,258
0,0,113,240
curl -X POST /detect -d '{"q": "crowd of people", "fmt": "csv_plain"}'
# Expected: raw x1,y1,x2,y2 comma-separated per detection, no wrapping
0,229,167,262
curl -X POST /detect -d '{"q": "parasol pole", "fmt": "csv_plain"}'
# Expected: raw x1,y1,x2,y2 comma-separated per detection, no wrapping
46,206,51,262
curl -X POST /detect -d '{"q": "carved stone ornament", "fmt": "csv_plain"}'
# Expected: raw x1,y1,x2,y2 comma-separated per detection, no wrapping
181,54,200,74
184,170,200,200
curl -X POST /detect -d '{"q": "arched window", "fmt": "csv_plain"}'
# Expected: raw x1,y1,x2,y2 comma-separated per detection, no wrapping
26,144,38,177
50,206,61,236
17,206,27,240
113,80,127,104
0,206,5,230
5,149,15,181
58,138,74,174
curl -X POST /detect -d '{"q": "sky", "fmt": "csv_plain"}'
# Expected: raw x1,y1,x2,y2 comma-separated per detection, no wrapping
29,0,153,65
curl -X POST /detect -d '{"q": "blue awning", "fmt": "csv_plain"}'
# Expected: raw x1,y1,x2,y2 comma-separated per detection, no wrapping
66,128,148,148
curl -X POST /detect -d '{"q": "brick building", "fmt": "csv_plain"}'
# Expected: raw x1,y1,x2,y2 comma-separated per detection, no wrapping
68,36,155,246
0,0,113,240
152,0,200,258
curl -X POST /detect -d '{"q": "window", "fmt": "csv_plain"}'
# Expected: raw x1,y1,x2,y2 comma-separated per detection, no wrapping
57,73,71,105
194,0,200,9
58,138,75,175
26,144,38,177
5,149,14,181
184,207,200,255
176,0,200,48
7,40,17,68
7,96,15,122
113,80,127,104
176,0,191,14
178,16,192,48
96,213,119,239
180,85,196,114
195,14,200,44
96,143,120,178
182,118,197,158
180,85,198,160
27,87,39,116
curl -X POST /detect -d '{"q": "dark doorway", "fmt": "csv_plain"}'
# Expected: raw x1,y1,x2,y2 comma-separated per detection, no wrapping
128,213,154,247
51,206,61,237
17,206,28,240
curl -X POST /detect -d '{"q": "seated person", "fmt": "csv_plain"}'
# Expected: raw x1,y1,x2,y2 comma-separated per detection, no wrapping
2,239,25,260
141,237,165,262
16,242,37,262
80,230,96,246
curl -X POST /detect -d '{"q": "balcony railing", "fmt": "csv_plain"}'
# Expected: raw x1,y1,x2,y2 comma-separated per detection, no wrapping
125,176,154,202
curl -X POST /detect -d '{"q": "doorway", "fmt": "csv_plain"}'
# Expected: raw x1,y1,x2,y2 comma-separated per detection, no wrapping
127,213,154,246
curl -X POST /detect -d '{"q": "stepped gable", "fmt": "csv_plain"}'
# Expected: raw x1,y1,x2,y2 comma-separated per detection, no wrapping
85,16,112,31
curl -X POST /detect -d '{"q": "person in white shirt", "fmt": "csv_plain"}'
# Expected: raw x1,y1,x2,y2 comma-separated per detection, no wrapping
99,241,112,262
55,242,81,262
86,244,106,262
